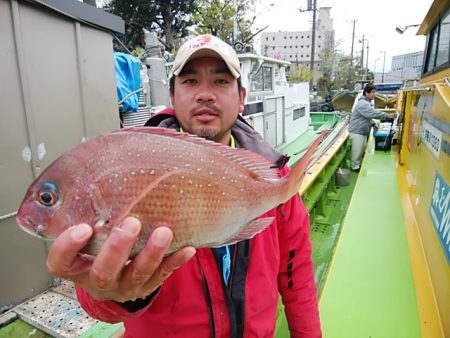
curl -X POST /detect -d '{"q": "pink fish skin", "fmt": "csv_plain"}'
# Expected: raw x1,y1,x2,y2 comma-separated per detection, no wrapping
16,127,328,256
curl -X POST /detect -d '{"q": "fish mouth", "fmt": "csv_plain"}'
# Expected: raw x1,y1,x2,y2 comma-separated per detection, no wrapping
17,216,52,240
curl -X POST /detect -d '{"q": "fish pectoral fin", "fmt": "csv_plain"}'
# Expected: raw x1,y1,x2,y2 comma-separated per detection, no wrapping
221,217,275,245
88,184,112,227
114,170,179,225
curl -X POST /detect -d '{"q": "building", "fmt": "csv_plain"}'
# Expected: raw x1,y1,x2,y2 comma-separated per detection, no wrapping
391,51,424,76
260,7,335,81
374,51,424,83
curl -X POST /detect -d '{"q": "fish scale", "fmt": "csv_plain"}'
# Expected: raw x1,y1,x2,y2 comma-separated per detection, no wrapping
16,127,328,256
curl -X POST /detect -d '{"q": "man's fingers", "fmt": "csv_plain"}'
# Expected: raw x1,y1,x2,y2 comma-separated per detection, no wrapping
127,226,174,285
143,246,196,292
46,224,93,279
90,217,141,290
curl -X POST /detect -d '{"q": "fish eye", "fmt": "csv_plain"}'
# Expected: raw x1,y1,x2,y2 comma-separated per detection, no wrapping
39,191,55,206
37,182,60,207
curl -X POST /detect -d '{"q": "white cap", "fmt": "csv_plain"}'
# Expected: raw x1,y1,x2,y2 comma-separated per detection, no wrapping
172,34,241,78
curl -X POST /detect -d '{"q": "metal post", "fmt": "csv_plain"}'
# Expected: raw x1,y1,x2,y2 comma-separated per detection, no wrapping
381,51,386,83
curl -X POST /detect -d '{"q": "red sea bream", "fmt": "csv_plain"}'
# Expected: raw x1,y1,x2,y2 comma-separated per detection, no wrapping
16,127,327,256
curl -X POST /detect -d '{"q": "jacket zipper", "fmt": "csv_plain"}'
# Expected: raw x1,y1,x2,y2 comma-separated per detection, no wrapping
198,257,216,338
229,245,238,293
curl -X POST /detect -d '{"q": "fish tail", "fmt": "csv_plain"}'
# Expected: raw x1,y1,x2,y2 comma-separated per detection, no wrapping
282,129,331,202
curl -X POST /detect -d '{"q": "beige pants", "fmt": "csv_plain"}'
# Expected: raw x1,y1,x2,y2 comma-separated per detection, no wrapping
349,133,367,170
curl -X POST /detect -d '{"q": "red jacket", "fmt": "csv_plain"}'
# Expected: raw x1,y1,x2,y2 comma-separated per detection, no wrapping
76,110,322,338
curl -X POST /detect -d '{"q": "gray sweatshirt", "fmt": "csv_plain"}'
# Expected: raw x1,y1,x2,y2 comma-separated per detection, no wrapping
348,96,389,135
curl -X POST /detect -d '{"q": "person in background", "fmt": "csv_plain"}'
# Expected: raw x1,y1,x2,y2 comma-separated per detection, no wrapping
46,34,322,338
348,83,397,171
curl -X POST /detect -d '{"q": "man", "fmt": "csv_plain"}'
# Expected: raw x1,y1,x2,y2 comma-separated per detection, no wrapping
46,34,322,337
348,83,397,171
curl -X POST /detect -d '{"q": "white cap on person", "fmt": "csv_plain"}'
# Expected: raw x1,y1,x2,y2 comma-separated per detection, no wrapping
172,34,241,79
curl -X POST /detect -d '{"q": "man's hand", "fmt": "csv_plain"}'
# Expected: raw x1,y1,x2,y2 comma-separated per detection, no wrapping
390,112,398,120
46,217,196,302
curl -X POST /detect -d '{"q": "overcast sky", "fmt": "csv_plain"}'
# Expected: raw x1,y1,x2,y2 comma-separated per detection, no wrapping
252,0,434,72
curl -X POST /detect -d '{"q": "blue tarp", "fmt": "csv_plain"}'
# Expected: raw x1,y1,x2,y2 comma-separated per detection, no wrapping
114,52,142,112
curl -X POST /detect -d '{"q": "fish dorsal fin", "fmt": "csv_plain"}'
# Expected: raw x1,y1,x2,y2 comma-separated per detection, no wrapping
118,127,281,181
215,217,275,246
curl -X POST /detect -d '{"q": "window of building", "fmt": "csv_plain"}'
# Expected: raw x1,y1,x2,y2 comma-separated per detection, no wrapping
301,45,304,48
318,45,321,48
307,45,310,48
266,37,268,41
290,36,292,39
307,35,310,38
301,35,304,38
284,46,287,49
318,35,321,38
272,37,275,41
284,36,287,39
295,36,298,39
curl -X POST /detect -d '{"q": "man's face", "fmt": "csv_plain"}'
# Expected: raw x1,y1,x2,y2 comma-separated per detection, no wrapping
366,89,376,101
170,57,246,145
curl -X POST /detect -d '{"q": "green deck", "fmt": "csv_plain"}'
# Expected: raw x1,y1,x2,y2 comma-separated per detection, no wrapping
319,144,421,337
276,115,357,337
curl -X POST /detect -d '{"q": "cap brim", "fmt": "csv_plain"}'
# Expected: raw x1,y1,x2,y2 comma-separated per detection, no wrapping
173,48,240,79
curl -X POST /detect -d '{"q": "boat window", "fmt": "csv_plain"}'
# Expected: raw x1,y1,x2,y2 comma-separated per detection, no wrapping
263,66,273,91
250,66,273,92
293,107,306,120
425,27,438,72
436,10,450,67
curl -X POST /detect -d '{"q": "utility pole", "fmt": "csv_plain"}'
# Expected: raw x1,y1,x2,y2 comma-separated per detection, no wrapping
381,51,386,83
348,19,357,64
232,0,238,45
360,34,365,70
300,0,317,87
365,39,369,70
364,39,369,80
310,0,317,75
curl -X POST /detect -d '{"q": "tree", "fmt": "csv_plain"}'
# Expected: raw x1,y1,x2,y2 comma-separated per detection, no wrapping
317,41,364,91
318,45,335,79
104,0,157,50
104,0,197,52
193,0,256,47
287,64,314,83
153,0,198,51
